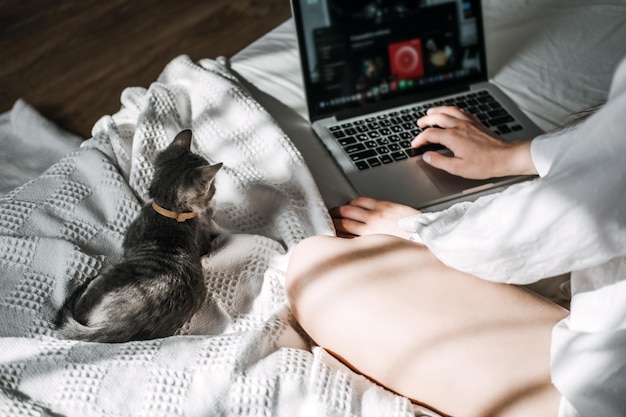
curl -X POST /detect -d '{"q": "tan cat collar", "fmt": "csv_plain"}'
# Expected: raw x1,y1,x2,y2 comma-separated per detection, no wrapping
151,201,197,222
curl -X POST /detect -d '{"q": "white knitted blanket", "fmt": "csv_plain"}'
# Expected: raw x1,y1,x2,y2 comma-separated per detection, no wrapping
0,56,418,417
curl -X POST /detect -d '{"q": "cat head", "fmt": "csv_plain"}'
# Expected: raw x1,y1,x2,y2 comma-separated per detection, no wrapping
149,130,222,214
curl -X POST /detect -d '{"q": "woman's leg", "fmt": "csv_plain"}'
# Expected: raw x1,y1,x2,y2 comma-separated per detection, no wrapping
285,234,568,417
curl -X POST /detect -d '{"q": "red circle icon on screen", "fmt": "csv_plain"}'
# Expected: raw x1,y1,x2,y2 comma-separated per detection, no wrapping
395,46,419,72
388,39,424,79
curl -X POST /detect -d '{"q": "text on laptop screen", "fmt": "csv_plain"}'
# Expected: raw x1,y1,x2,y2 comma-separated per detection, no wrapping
294,0,485,120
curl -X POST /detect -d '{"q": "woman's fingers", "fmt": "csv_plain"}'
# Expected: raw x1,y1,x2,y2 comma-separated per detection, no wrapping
329,198,421,239
346,196,380,210
332,217,365,238
414,105,485,148
425,105,479,121
417,106,477,128
329,196,379,221
411,125,450,149
329,197,378,237
416,112,462,130
421,149,461,173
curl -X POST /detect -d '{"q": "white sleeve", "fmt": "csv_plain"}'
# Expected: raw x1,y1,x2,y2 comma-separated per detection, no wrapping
530,125,579,177
400,58,626,285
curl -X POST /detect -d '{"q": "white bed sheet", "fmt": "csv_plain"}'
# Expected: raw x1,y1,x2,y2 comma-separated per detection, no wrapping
231,0,626,208
230,21,355,209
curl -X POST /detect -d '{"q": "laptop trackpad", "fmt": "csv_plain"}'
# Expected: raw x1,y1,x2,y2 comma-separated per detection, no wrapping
418,159,491,194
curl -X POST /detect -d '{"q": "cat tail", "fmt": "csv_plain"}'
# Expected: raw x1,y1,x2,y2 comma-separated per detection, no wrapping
57,309,104,342
56,281,138,343
56,307,138,343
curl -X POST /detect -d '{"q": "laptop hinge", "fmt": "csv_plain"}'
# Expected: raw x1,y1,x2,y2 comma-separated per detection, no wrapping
333,85,471,122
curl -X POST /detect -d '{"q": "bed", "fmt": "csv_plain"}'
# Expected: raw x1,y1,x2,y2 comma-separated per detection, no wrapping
1,1,624,416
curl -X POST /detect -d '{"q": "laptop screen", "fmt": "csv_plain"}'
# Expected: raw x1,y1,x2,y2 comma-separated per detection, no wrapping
291,0,487,122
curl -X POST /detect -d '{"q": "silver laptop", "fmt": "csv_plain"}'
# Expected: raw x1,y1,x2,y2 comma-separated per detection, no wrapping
290,0,542,209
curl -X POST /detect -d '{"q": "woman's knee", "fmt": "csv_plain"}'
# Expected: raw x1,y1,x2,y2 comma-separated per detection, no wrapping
286,234,400,300
285,234,414,336
285,235,351,326
286,235,331,303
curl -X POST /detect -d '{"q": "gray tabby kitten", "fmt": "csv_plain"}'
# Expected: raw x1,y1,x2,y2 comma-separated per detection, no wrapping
58,129,222,342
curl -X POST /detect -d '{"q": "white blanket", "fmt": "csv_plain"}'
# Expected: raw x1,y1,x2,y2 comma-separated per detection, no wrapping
0,56,420,417
0,99,83,196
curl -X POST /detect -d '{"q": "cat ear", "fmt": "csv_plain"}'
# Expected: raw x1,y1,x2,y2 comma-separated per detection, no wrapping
209,162,223,173
171,129,193,150
194,163,223,190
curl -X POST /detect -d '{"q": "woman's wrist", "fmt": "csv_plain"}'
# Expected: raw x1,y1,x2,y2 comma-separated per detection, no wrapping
504,139,538,177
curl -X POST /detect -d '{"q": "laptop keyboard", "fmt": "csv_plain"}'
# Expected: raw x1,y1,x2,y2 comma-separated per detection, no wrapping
327,90,522,171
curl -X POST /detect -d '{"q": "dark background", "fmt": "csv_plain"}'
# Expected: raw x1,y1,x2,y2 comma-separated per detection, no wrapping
0,0,292,138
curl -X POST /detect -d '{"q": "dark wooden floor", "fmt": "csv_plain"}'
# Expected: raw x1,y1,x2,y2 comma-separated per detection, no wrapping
0,0,292,138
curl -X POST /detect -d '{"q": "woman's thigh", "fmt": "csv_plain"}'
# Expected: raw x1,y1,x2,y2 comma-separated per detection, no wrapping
286,234,569,417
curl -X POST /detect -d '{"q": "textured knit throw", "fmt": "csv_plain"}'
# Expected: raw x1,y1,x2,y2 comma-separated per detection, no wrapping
0,56,419,417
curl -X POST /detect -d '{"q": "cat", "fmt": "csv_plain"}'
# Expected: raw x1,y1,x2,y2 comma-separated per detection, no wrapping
58,129,222,343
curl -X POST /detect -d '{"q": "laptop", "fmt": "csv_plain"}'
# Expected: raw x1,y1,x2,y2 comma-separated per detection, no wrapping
290,0,543,209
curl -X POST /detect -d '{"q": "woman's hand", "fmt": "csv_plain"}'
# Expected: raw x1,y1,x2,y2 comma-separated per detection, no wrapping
329,196,421,239
412,106,537,179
